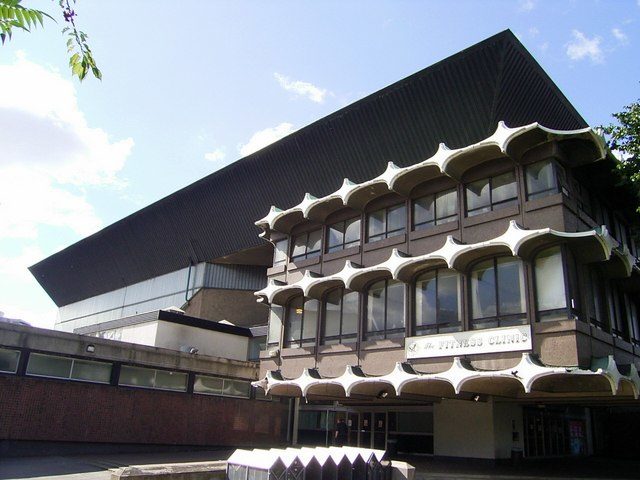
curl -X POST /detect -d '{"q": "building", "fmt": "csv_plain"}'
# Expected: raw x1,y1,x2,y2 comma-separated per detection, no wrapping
24,30,640,459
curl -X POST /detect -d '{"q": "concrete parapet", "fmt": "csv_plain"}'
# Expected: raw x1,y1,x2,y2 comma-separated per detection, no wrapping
111,460,226,480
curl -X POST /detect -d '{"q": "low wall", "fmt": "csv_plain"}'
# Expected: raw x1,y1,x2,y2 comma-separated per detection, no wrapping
0,375,288,451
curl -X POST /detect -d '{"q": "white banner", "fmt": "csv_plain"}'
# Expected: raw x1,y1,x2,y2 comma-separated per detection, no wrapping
405,325,532,359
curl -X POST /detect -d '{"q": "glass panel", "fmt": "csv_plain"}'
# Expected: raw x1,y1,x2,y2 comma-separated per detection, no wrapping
273,239,288,266
438,269,461,324
414,195,435,227
0,348,20,373
387,204,406,234
267,306,283,345
436,189,458,222
302,299,319,343
328,223,345,251
492,171,517,204
71,359,112,383
342,291,359,336
119,365,155,388
527,160,556,199
535,247,567,312
471,259,497,319
26,353,72,379
386,280,405,330
306,229,322,256
466,178,490,214
291,234,307,259
155,370,188,391
367,280,386,333
497,257,525,315
344,217,361,246
368,209,385,241
286,297,303,345
416,270,437,327
194,374,224,395
223,379,250,398
323,289,342,340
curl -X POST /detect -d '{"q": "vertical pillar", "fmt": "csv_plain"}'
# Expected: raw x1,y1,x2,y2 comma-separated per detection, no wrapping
291,397,300,445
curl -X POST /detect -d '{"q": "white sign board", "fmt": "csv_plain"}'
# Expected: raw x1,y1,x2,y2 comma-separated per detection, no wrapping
405,325,532,359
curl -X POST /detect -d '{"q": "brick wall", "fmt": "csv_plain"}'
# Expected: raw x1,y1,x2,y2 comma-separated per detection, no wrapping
0,375,289,446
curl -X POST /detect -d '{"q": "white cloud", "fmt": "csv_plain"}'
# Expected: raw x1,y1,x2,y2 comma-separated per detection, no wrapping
612,28,629,45
204,148,226,163
519,0,535,12
0,245,46,283
566,30,604,63
0,53,134,241
238,123,296,157
274,73,329,104
538,42,549,53
528,27,539,37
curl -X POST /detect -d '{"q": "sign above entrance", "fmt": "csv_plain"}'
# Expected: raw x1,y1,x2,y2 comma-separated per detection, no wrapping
405,325,532,359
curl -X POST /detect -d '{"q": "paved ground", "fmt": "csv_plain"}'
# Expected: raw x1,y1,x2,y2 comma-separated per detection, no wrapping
1,450,639,480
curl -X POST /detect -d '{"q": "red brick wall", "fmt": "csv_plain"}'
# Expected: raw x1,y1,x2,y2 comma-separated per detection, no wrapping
0,375,289,446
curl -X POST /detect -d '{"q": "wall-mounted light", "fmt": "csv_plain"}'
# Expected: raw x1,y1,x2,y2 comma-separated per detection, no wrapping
376,390,388,399
86,344,95,353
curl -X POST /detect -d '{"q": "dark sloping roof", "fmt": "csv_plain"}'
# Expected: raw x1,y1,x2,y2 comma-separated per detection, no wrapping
30,30,586,307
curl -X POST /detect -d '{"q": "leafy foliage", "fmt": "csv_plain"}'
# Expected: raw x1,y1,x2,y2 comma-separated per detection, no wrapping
603,98,640,210
0,0,51,43
0,0,101,81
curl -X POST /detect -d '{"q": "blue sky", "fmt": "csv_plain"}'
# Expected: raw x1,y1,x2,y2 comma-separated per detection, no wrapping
1,0,639,329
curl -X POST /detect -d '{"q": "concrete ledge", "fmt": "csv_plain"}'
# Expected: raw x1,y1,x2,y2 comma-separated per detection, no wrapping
111,460,226,480
391,460,415,480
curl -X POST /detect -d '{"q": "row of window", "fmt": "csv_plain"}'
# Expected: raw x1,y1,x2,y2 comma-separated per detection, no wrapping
0,349,257,398
275,160,560,264
269,247,569,347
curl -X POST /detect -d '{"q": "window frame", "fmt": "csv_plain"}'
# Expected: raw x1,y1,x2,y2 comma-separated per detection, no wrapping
326,217,361,253
469,256,527,330
272,238,289,266
321,287,359,345
532,245,571,322
366,203,407,243
283,295,319,348
290,229,322,262
413,267,463,335
118,364,188,392
412,188,458,230
25,352,113,385
0,347,21,374
364,278,405,340
525,159,560,201
465,170,518,217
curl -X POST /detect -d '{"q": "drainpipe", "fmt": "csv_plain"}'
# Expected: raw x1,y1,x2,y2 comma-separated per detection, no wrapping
185,260,193,302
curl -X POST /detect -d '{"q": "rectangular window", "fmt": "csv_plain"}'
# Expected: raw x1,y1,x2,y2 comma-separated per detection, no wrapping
194,374,251,398
119,365,187,391
291,230,322,261
413,188,458,229
534,247,567,321
0,347,20,374
273,238,288,266
470,257,526,329
365,279,405,340
327,217,361,252
267,306,283,346
415,269,462,335
526,160,558,200
367,204,406,242
26,353,112,384
466,171,517,217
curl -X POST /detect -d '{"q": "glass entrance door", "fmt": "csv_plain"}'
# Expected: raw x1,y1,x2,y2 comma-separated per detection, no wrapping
373,412,386,449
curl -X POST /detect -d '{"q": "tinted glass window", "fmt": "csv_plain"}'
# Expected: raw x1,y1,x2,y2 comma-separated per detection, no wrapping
526,160,557,200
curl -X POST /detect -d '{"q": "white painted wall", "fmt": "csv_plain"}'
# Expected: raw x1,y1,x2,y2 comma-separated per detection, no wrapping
154,321,249,361
434,398,495,459
93,322,159,346
434,398,523,460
